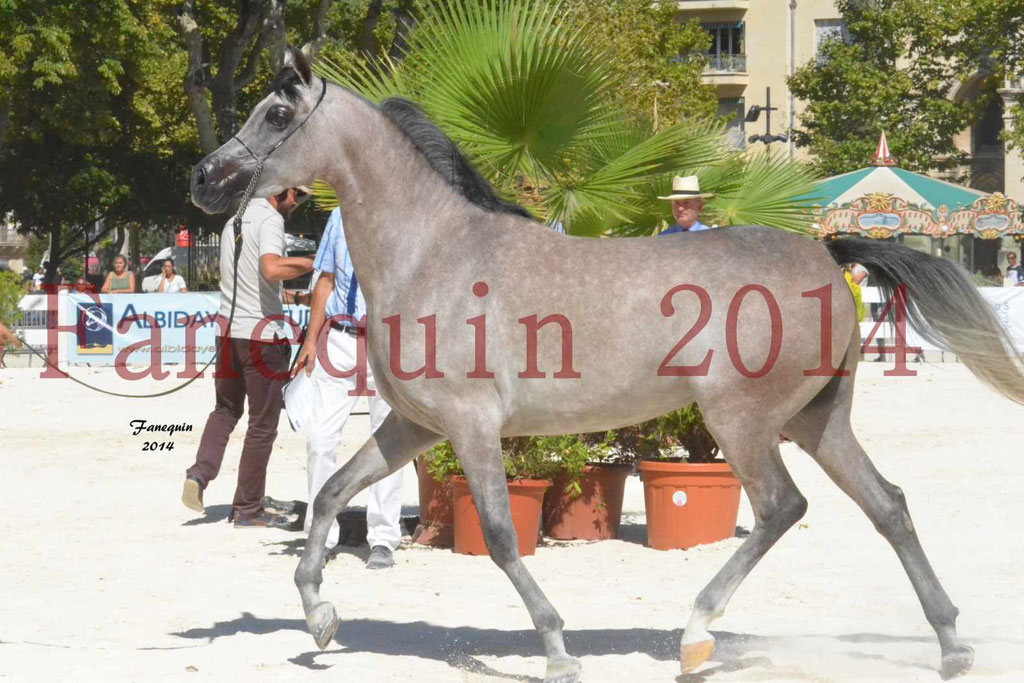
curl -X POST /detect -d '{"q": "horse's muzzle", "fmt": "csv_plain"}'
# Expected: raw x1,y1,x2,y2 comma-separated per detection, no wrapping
190,154,243,214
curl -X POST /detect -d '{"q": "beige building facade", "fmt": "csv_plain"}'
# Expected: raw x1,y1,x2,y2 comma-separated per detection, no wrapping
674,0,1024,208
676,0,845,157
0,217,30,274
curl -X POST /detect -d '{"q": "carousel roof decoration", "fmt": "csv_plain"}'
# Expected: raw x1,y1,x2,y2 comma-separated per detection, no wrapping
869,130,898,167
807,132,1024,240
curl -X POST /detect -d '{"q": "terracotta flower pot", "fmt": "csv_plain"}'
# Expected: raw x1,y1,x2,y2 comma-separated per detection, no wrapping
639,460,741,551
542,464,630,540
450,476,551,556
411,457,454,548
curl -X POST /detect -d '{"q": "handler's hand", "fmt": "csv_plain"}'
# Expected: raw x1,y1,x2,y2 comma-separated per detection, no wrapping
292,341,316,377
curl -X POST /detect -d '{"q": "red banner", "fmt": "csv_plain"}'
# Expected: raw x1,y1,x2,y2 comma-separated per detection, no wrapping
175,225,190,248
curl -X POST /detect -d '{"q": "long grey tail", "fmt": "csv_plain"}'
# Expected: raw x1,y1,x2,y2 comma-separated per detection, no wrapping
826,237,1024,404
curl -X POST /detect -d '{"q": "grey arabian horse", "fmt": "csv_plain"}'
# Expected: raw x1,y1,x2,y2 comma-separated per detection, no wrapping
190,48,1023,682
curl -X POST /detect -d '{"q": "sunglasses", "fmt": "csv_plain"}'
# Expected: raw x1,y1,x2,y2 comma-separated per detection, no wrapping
293,188,310,204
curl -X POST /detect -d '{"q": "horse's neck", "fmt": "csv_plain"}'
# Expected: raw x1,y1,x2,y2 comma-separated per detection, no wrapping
319,91,468,305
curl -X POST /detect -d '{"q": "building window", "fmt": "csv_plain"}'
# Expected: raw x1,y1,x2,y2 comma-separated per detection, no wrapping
814,19,849,63
703,22,745,73
973,95,1003,156
718,98,745,148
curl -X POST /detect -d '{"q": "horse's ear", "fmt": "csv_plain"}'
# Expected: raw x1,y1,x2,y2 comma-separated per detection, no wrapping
281,45,312,86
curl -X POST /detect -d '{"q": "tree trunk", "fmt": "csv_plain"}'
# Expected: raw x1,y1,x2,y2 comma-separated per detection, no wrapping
113,224,126,256
44,226,61,285
361,0,383,57
388,0,417,61
306,0,337,60
128,224,141,291
176,0,220,154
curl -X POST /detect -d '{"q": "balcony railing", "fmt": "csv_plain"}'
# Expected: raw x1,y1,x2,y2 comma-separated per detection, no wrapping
0,226,29,247
705,54,747,73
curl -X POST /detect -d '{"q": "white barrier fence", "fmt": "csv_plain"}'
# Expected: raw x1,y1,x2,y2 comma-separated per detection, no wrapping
12,287,1024,368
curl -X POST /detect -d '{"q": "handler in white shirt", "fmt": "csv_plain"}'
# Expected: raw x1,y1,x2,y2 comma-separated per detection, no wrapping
292,207,403,569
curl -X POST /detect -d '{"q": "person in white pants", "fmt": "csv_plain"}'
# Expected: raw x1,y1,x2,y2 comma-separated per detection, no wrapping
293,207,404,569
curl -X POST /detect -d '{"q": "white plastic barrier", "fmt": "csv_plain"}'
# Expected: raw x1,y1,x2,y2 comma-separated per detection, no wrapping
861,286,1024,354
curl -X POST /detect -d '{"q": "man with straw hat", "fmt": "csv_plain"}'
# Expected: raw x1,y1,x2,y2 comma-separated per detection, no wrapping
657,175,714,235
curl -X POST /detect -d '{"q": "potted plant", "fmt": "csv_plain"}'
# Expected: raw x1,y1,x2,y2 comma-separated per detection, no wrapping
633,404,742,550
427,438,556,556
411,450,455,548
540,433,632,541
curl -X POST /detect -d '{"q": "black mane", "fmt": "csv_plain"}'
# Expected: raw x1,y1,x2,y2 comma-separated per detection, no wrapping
379,98,533,219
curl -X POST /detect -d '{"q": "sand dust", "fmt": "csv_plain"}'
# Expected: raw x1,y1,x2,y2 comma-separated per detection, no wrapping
0,362,1022,682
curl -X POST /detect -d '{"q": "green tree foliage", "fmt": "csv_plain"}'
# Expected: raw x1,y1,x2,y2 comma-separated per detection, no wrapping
317,0,816,235
954,0,1024,154
788,0,986,177
0,271,23,328
0,0,199,284
175,0,426,154
564,0,717,127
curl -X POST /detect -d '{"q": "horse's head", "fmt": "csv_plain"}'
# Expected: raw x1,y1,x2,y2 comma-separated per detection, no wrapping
190,47,326,214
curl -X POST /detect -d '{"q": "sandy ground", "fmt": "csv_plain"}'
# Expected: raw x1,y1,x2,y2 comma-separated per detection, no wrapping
0,361,1023,683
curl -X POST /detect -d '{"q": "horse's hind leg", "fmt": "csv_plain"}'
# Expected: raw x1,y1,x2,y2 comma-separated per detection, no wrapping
450,419,581,683
295,412,440,650
680,427,808,674
787,394,972,679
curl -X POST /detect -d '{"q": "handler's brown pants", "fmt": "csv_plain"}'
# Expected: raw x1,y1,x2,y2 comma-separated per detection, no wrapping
187,336,291,520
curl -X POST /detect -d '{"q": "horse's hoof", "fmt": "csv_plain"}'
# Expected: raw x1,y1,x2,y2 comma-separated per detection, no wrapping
307,601,339,650
544,655,582,683
940,644,974,680
680,638,716,674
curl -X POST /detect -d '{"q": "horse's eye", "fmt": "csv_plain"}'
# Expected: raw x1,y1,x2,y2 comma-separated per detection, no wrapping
265,105,294,128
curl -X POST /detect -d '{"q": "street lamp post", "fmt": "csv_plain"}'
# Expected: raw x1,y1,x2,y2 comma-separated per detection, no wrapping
745,87,789,146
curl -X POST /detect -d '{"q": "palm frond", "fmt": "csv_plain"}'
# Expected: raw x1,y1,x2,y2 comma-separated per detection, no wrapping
704,150,820,234
310,179,339,212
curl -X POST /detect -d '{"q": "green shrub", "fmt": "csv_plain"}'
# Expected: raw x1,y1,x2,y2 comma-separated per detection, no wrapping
604,403,720,464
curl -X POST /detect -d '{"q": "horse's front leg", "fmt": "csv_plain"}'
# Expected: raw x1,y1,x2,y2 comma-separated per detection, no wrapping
295,411,440,649
451,416,581,683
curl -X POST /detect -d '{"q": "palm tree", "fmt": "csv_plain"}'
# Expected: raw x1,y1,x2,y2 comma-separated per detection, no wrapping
313,0,817,235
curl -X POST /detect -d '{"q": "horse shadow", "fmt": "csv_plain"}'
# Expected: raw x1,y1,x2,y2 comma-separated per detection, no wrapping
168,613,805,680
169,611,1022,681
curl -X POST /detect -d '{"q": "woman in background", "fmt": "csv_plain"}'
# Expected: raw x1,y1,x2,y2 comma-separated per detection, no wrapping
101,255,135,294
156,258,187,293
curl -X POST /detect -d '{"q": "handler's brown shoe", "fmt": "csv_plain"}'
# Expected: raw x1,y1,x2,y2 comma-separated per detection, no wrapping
181,475,204,513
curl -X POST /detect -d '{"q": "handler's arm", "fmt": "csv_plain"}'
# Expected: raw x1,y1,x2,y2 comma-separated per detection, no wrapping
292,271,334,376
260,254,314,282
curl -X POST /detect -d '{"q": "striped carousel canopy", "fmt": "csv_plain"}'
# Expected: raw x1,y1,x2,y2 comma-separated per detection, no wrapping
808,132,1024,240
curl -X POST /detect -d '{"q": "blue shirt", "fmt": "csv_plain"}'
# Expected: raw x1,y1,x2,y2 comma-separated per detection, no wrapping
658,220,711,235
313,208,365,324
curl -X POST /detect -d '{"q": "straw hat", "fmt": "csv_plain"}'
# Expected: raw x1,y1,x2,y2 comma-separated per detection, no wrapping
657,175,714,200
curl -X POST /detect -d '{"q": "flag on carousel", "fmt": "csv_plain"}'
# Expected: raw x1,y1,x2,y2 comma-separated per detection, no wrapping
869,131,898,167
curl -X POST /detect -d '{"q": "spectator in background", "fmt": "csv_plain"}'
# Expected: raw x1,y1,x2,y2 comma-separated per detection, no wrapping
842,264,866,322
657,175,714,235
101,255,135,294
31,268,44,291
850,262,869,286
1006,252,1024,286
156,258,188,293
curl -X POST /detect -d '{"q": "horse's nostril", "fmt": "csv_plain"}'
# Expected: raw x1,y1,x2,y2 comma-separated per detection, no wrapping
195,166,206,187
